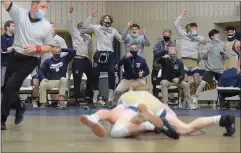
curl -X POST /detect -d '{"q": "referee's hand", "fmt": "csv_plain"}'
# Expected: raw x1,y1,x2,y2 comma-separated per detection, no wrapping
24,44,36,53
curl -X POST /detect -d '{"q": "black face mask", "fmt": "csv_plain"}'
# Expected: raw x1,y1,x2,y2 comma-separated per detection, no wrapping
227,35,235,41
101,21,112,27
163,36,171,42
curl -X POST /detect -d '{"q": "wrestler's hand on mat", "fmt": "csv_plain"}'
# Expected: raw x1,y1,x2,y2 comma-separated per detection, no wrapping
142,29,147,35
69,7,73,13
92,10,98,17
24,44,37,53
128,21,133,28
126,52,133,59
139,70,143,78
173,78,179,83
162,54,170,59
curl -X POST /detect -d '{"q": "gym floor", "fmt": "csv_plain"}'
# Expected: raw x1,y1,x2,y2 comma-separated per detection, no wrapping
2,108,240,152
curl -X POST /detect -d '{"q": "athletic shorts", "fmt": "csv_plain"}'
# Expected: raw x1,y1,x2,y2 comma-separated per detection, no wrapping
182,58,199,75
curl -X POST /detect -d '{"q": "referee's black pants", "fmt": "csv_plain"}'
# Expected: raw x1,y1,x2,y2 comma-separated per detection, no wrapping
1,51,39,124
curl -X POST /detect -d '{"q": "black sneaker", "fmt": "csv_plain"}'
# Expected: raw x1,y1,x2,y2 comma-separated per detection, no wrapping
15,102,26,125
1,123,6,130
219,115,235,136
154,117,180,139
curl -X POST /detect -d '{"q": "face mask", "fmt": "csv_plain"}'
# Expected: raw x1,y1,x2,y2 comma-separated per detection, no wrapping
130,33,138,38
53,54,61,60
227,35,235,41
130,51,138,57
8,27,15,33
215,37,220,41
169,56,177,62
35,9,45,19
163,36,171,42
102,21,112,27
191,30,197,36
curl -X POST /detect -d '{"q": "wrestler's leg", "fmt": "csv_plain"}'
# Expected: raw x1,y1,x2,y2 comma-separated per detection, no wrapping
166,109,235,136
80,105,126,137
111,109,155,138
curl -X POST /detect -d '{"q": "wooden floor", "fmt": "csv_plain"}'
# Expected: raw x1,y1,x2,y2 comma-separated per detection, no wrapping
2,115,240,152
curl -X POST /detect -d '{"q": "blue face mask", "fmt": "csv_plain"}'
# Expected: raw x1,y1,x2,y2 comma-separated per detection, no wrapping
130,51,138,57
215,37,220,41
53,54,61,60
35,9,45,19
130,33,138,38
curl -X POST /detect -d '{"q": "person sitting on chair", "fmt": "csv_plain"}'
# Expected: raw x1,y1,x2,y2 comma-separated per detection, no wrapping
157,47,195,109
114,43,149,103
38,48,76,108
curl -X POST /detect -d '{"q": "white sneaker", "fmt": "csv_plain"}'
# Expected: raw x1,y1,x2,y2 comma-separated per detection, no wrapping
187,102,197,110
93,90,99,104
108,89,115,102
192,96,198,103
32,100,38,108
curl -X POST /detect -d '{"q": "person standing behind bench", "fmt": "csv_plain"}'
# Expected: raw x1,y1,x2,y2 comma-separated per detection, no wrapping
1,1,55,130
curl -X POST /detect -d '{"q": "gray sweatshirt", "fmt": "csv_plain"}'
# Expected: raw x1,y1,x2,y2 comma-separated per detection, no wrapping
202,39,229,74
84,16,122,52
174,16,205,60
67,13,93,57
40,34,68,65
122,28,150,57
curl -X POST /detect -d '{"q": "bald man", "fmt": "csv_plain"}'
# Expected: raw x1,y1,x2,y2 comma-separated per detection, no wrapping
157,47,195,109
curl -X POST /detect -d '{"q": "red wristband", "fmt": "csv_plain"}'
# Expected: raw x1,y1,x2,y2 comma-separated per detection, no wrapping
35,46,41,53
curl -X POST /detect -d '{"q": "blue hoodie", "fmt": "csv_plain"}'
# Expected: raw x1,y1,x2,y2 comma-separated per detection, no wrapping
38,48,76,81
119,54,149,80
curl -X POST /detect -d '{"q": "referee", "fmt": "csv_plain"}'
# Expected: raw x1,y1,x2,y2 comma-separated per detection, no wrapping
1,1,56,130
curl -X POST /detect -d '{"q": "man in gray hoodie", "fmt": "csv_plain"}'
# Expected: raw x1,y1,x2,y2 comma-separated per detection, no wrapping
122,22,150,58
192,29,230,106
174,9,208,93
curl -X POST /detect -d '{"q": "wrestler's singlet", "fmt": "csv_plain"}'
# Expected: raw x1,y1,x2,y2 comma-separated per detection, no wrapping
120,91,170,114
224,40,239,69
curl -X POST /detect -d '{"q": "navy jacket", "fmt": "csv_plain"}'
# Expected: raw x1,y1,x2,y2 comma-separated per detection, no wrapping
38,48,76,81
157,54,185,82
218,68,241,88
1,33,14,66
119,55,149,80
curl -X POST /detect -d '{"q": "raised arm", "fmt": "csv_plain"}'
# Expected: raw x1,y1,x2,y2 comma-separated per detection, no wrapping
84,10,98,30
122,21,132,41
67,7,79,36
174,9,189,37
1,1,12,10
2,1,21,22
62,48,76,64
141,29,150,47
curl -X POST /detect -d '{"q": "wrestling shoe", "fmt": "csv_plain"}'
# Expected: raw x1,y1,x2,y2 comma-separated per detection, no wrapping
154,117,180,139
137,103,163,128
15,102,26,125
80,115,106,137
219,115,235,136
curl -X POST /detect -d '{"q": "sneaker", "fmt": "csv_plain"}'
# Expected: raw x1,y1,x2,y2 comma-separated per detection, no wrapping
58,101,67,109
137,103,163,128
93,90,99,104
15,102,26,125
32,99,38,108
219,115,235,136
108,89,115,102
154,117,180,139
80,115,106,137
187,102,198,110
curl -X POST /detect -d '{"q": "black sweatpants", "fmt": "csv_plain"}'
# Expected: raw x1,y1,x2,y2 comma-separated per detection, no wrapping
1,51,39,123
151,69,160,96
92,51,115,90
72,57,93,99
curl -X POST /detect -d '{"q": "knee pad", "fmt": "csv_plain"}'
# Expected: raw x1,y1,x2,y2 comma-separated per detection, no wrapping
156,108,167,118
200,81,206,88
111,124,129,138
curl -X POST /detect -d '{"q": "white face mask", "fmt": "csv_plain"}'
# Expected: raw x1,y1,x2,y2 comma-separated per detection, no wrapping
191,30,197,36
